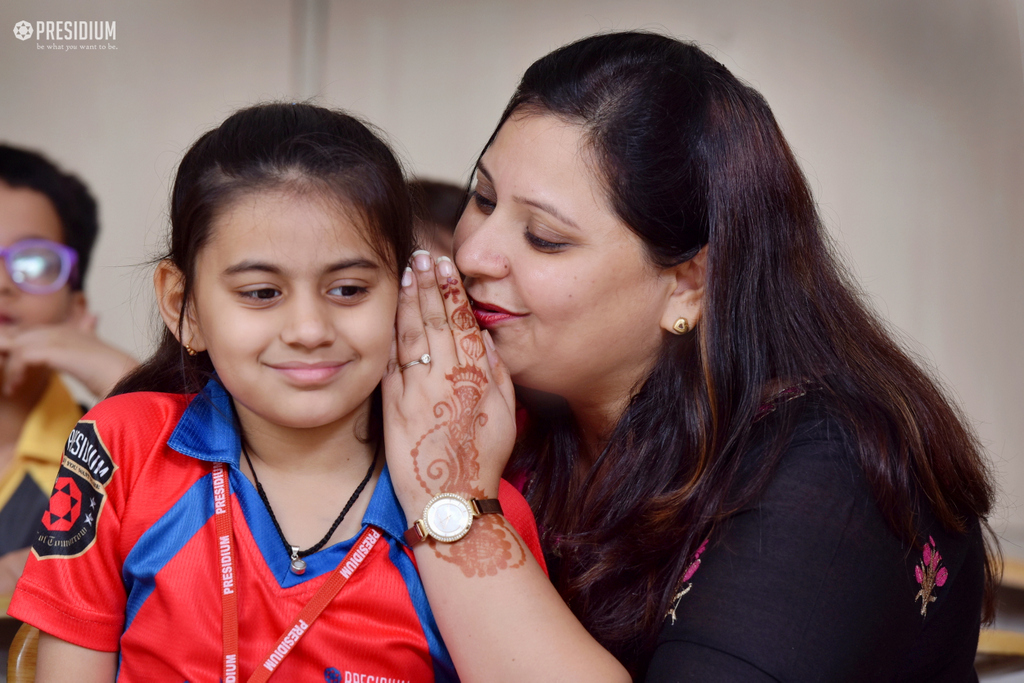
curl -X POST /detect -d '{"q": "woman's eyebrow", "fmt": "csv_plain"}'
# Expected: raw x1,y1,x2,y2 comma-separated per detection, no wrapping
513,196,581,231
477,161,581,231
476,162,494,184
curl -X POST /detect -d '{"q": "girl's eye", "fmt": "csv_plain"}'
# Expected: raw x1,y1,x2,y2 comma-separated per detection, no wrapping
240,287,280,301
524,230,569,252
328,285,368,300
471,191,496,215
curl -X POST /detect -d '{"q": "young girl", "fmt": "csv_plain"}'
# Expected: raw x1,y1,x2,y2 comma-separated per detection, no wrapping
9,103,544,682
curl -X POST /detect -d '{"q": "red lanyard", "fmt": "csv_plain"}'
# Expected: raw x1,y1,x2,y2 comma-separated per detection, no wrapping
212,462,382,682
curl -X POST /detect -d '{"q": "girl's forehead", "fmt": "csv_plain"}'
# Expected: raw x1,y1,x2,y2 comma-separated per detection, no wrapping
206,189,385,268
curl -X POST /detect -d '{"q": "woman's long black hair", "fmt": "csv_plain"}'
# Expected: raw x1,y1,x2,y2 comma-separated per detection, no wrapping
493,32,996,674
112,103,414,442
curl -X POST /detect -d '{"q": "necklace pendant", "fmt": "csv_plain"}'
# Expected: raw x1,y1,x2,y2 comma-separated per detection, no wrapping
290,546,306,575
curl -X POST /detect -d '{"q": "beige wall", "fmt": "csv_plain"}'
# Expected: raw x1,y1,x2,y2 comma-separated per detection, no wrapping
2,0,1023,534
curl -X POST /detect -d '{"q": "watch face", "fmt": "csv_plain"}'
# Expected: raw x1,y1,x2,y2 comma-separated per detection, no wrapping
424,494,473,542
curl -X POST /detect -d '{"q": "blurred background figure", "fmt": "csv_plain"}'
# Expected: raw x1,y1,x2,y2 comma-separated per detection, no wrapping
409,178,466,259
0,145,137,599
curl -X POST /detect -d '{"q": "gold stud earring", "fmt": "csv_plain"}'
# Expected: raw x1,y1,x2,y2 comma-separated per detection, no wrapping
671,317,690,335
184,343,197,356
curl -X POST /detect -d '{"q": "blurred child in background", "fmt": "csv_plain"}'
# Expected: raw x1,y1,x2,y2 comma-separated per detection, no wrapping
0,145,137,593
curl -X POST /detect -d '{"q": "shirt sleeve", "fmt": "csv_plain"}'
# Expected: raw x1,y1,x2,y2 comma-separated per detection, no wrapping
645,413,983,682
498,478,548,576
7,393,178,652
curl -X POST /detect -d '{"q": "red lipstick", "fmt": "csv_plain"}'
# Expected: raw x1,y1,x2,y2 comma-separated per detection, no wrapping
470,300,525,328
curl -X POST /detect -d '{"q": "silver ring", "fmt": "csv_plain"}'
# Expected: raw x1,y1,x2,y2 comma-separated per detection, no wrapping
399,353,431,372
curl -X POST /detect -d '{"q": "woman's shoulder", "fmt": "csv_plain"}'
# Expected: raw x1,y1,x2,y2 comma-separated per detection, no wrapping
748,391,981,560
647,389,986,681
743,389,861,498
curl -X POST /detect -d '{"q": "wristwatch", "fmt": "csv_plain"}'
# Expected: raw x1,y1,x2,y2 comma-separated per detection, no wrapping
404,492,503,545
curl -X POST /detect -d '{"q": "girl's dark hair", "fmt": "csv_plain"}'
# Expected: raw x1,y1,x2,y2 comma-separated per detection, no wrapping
113,103,414,443
494,32,996,673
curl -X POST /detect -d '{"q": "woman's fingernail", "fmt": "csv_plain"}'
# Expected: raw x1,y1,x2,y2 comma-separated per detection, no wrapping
436,256,455,278
401,267,413,287
412,251,432,272
483,329,496,351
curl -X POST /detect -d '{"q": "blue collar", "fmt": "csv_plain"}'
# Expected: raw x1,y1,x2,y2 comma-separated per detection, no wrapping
167,379,408,541
167,379,240,465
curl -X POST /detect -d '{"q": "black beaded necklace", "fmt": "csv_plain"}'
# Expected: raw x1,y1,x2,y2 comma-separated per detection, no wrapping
241,440,378,575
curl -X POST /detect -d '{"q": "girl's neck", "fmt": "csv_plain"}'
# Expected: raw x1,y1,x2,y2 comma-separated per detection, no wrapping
232,398,382,550
233,399,376,476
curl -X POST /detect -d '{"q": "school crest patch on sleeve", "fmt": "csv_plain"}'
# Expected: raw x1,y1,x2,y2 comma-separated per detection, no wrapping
33,420,117,559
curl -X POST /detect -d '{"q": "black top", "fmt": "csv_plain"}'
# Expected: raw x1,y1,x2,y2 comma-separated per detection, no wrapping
645,395,985,682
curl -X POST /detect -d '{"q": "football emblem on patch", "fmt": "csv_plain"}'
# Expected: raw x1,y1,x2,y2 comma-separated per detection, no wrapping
42,477,81,531
33,420,117,559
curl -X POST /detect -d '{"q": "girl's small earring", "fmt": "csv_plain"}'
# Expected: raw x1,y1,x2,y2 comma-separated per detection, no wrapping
184,343,197,356
671,317,690,335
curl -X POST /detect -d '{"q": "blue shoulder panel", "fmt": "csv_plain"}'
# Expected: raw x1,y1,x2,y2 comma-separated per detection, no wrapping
122,473,213,632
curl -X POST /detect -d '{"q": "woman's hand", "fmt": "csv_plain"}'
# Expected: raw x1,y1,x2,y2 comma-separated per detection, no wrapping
382,251,517,521
382,252,629,682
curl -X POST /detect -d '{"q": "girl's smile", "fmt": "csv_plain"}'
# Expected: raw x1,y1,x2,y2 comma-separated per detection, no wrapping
266,360,349,385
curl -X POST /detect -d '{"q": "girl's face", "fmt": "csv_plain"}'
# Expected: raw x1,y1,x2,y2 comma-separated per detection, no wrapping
186,190,398,434
454,112,677,410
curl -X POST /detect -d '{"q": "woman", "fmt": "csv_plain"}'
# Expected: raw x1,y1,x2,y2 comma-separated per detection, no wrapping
383,31,994,681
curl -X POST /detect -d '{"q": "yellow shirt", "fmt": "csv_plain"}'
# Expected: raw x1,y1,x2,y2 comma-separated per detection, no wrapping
0,375,83,554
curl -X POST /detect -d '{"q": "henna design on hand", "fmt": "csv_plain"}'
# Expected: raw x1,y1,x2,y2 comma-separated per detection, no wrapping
431,515,528,578
440,277,463,303
450,303,476,331
460,332,485,360
408,272,524,576
411,364,489,498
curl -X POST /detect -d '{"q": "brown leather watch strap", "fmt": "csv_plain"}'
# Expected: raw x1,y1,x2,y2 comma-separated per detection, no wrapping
404,520,428,547
471,498,503,516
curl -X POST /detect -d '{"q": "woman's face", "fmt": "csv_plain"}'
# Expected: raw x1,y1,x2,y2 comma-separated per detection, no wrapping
454,112,677,410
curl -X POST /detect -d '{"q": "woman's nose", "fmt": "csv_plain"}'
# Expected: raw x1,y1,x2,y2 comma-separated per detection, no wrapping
453,215,511,281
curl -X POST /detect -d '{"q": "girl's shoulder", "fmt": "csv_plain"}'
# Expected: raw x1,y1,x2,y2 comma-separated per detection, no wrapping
74,391,198,472
84,390,196,430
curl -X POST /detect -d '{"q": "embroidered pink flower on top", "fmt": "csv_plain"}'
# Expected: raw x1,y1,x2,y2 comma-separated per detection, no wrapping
914,536,949,617
668,538,709,625
682,538,708,582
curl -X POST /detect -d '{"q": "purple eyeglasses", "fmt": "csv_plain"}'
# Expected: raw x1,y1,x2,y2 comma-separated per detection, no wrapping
0,239,79,294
